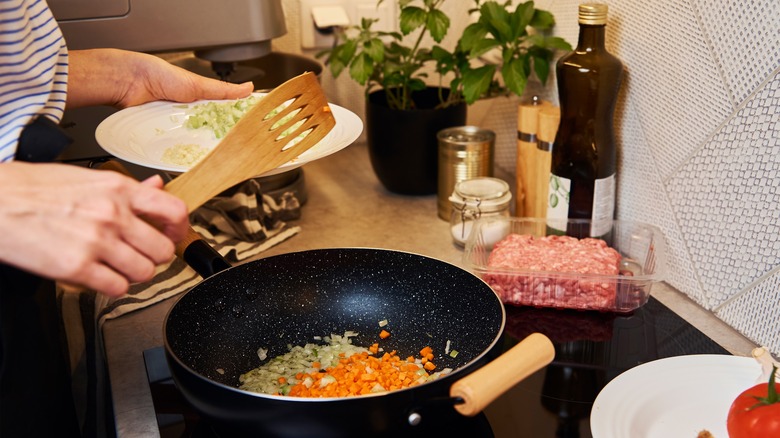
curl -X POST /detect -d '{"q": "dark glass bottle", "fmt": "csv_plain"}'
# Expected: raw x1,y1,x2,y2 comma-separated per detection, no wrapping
547,3,623,238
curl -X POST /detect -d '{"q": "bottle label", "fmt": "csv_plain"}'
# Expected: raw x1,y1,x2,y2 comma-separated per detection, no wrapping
591,173,616,236
546,173,616,236
546,174,572,233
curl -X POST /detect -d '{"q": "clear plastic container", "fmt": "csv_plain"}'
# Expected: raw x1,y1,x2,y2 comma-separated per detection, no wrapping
463,217,667,313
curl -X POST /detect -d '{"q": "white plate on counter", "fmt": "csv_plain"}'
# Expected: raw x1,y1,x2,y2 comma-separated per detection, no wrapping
590,354,761,438
95,93,363,176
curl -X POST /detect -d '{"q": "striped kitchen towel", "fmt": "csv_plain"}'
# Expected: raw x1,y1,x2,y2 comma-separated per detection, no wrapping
58,177,300,437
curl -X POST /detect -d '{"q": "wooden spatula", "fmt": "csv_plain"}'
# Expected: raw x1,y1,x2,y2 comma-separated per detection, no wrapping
164,71,336,212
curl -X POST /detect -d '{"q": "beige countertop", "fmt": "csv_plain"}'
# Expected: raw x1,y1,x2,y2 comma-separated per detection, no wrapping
103,141,757,437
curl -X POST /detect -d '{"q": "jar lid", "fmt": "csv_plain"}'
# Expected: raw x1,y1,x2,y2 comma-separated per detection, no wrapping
449,177,512,211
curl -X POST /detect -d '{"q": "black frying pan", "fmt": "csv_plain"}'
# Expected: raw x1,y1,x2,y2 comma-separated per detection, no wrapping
96,161,552,437
164,247,554,437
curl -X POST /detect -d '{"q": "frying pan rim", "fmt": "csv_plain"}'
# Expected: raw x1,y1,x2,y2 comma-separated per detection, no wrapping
163,247,507,402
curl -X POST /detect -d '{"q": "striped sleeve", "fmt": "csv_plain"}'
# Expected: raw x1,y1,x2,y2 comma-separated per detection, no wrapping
0,0,68,162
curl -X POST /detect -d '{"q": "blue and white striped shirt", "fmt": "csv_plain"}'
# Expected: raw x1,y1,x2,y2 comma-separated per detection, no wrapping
0,0,68,162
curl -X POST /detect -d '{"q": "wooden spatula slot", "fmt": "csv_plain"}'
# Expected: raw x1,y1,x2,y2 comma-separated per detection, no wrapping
164,72,336,212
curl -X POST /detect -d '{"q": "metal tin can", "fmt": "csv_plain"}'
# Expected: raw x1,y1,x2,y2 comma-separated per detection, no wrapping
437,126,496,220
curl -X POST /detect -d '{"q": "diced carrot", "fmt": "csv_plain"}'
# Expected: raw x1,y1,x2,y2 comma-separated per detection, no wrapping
278,376,287,384
285,338,443,398
379,329,391,339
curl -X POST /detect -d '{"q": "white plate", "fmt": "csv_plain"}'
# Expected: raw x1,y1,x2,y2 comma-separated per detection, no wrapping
590,355,761,438
95,93,363,176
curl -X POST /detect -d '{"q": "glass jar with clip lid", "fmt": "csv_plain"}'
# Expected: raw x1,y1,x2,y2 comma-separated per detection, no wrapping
449,177,512,246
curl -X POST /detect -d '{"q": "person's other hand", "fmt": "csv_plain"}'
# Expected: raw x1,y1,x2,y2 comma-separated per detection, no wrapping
0,162,189,297
67,49,254,109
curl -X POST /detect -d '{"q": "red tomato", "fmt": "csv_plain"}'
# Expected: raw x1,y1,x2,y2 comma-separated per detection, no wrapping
726,366,780,438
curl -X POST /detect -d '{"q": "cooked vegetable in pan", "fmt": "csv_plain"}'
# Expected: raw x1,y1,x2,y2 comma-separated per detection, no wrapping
239,331,451,397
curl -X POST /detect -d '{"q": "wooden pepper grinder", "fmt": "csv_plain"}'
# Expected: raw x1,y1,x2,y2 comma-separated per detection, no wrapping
536,105,561,218
516,98,551,217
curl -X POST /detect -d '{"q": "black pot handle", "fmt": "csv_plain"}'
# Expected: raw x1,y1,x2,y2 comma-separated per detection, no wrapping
178,235,232,279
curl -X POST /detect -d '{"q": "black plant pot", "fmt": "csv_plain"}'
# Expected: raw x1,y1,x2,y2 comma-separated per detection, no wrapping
365,88,467,195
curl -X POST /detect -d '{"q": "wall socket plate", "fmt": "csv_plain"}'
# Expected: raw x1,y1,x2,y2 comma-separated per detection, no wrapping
300,0,396,50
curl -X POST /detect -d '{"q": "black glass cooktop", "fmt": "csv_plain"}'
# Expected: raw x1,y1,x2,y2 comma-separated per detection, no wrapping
143,296,728,438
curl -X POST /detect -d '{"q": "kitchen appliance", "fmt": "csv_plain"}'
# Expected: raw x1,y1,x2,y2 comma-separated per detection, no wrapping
49,0,286,79
144,296,730,437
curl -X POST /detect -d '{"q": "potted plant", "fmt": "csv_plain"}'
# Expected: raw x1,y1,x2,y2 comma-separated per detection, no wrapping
320,0,571,195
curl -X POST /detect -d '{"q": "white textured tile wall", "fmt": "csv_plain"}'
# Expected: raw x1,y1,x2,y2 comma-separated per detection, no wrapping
283,0,780,355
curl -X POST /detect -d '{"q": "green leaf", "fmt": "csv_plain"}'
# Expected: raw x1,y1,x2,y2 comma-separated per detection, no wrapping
501,47,513,65
546,36,573,51
530,9,555,29
511,1,535,39
449,76,462,91
532,53,550,84
407,78,427,91
502,57,528,97
462,65,495,104
387,41,411,58
349,52,374,85
364,38,385,62
426,9,451,43
459,23,488,52
329,58,346,78
360,17,379,29
480,1,513,42
430,45,453,62
469,39,501,58
399,6,426,35
431,45,457,75
749,365,779,408
335,40,357,65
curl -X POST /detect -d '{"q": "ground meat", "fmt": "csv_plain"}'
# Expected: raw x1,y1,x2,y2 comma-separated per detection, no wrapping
483,234,621,310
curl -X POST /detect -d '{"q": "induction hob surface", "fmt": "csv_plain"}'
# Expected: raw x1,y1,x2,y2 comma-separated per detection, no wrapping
143,296,728,438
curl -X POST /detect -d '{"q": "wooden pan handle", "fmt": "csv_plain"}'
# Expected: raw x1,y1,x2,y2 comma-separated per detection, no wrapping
450,332,555,416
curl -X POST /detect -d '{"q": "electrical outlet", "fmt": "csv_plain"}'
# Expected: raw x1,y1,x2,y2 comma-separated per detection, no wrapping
300,0,346,50
300,0,396,49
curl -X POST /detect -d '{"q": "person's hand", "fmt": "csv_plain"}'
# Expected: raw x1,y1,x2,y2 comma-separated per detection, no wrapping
0,162,189,297
66,49,254,109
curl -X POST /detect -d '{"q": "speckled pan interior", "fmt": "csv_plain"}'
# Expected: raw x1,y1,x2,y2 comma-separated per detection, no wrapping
164,248,505,388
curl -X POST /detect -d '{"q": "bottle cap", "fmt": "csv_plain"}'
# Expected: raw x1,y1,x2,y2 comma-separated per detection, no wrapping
578,3,608,25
